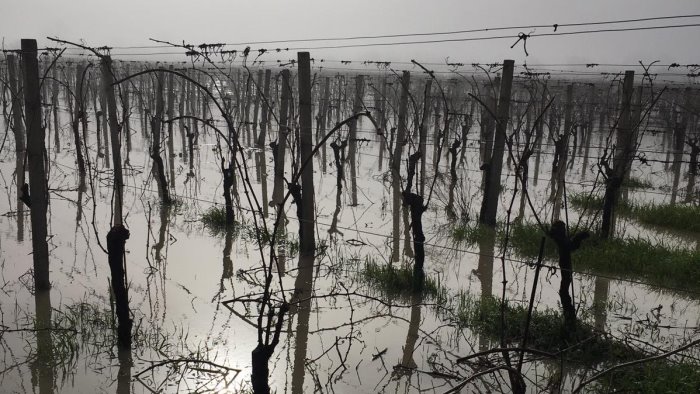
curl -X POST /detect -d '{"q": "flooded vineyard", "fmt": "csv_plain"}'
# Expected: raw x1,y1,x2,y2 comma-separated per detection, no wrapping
1,40,699,393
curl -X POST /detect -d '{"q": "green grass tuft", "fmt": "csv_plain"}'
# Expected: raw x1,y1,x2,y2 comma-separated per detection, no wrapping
455,295,644,364
508,222,700,293
623,176,654,189
451,223,493,245
599,360,700,393
633,203,700,233
569,192,700,233
201,206,231,230
360,259,447,303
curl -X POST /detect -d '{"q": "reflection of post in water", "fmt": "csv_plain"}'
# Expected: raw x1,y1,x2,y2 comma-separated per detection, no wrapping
75,184,84,225
402,202,414,259
217,227,234,297
223,228,234,279
275,210,287,277
593,276,610,332
17,193,25,241
290,254,315,394
399,291,423,371
32,289,55,394
117,349,132,394
153,205,171,266
476,227,495,351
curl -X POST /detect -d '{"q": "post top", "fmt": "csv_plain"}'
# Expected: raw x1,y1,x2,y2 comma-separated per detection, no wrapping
21,39,38,51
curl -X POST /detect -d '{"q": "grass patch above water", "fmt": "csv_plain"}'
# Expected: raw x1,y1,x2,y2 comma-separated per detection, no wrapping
201,206,307,257
451,222,493,244
599,359,700,393
357,254,700,389
359,260,447,303
569,192,700,233
201,206,232,231
455,295,644,364
633,203,700,233
508,222,700,293
623,176,654,189
457,295,700,391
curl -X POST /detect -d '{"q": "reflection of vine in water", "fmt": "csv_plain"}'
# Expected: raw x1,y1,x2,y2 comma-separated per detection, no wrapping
328,139,347,236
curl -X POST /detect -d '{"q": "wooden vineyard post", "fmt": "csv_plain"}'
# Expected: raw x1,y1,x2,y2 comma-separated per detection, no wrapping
252,69,263,144
72,62,87,190
432,85,441,170
392,71,410,262
601,71,634,239
479,60,514,227
101,55,132,349
21,39,51,291
256,70,272,149
670,88,692,205
479,78,499,188
258,69,272,216
298,52,316,256
51,60,60,152
419,79,432,196
270,69,290,207
551,84,573,221
318,76,331,173
375,77,387,172
7,54,26,241
151,69,171,205
581,83,595,181
166,65,176,191
348,74,363,206
99,68,110,168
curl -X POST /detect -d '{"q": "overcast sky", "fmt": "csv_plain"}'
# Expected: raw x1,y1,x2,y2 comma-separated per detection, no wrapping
2,0,700,72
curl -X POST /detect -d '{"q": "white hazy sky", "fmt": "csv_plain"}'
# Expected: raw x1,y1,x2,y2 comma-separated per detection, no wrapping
1,0,700,68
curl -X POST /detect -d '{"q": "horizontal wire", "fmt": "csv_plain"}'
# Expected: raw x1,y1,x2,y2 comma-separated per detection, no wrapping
48,14,700,49
35,22,700,54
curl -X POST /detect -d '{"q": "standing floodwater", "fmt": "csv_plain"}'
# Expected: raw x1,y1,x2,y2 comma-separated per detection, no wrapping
1,27,700,394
